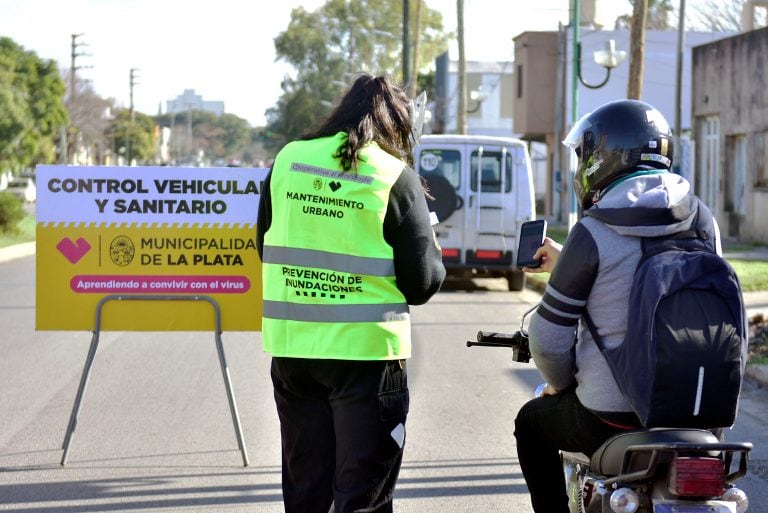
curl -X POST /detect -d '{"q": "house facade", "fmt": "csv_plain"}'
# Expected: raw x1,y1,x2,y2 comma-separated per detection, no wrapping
692,26,768,242
513,28,732,223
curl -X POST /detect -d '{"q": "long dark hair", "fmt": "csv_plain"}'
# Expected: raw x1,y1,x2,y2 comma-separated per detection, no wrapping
301,74,414,171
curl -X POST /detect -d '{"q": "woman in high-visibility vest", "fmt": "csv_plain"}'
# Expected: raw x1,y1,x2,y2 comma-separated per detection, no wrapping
257,74,445,513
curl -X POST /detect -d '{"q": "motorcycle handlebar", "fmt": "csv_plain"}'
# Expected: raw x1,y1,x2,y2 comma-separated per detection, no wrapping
466,340,515,348
466,330,532,363
467,332,519,348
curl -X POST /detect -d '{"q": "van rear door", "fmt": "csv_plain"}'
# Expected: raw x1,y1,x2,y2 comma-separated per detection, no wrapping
464,144,520,267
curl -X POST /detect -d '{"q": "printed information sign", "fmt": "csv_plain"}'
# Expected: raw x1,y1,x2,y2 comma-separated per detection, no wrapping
35,165,269,331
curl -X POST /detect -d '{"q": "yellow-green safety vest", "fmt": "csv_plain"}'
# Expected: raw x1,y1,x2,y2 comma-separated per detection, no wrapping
261,132,411,360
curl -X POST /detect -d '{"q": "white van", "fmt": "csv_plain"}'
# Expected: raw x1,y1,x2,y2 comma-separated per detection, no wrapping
414,135,536,291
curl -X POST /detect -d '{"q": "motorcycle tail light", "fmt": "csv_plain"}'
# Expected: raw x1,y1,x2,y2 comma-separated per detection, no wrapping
668,456,725,497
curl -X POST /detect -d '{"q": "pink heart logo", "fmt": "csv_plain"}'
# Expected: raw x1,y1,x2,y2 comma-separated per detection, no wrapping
57,237,92,264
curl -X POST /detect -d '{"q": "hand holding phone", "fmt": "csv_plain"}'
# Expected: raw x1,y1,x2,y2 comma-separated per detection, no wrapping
516,220,547,269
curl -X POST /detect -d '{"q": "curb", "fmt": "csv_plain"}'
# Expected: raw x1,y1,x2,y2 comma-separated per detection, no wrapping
0,241,35,263
746,364,768,387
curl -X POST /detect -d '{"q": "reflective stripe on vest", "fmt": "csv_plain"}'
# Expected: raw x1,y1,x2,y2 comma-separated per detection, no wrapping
262,300,409,323
262,246,395,276
261,133,410,360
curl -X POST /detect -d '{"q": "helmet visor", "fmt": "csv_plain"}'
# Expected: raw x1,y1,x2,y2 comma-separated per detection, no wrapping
562,112,593,151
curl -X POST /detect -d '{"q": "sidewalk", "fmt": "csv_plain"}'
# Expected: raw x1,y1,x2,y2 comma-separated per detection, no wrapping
723,246,768,261
0,240,35,262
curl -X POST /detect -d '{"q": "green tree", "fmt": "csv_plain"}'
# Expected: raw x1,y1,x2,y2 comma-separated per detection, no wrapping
108,109,156,164
0,37,68,171
266,73,345,148
192,111,252,161
155,110,257,165
0,191,24,234
268,0,449,142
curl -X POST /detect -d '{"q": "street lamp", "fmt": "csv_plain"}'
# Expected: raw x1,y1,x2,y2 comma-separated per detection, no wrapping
567,4,628,230
576,39,627,89
467,87,488,113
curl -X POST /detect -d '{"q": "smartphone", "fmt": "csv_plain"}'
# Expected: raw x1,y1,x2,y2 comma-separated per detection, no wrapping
516,220,547,269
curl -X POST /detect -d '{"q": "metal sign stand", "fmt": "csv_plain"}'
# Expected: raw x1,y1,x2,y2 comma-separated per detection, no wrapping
60,294,250,467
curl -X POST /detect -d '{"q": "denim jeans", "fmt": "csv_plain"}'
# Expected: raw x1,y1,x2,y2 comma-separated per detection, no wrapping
514,386,630,513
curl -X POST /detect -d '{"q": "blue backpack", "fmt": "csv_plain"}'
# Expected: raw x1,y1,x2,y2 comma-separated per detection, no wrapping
584,199,747,428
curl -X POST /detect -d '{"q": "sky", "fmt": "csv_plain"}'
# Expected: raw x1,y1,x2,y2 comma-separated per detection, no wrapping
1,0,631,127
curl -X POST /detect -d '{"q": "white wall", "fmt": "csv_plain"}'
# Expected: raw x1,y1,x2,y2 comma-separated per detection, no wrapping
564,29,735,130
440,59,515,137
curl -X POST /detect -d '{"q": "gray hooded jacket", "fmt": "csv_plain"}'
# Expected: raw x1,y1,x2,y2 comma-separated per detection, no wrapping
528,171,721,416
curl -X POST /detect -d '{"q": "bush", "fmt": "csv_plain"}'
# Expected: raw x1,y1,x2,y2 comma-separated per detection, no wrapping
0,192,25,235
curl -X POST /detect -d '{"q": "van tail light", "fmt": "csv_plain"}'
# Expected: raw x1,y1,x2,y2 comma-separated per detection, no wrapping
668,457,725,497
475,250,502,259
441,248,459,258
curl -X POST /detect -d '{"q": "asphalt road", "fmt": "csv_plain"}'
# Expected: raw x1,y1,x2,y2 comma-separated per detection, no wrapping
2,257,767,512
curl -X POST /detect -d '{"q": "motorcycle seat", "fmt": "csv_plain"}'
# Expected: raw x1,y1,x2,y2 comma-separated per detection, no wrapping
590,428,719,476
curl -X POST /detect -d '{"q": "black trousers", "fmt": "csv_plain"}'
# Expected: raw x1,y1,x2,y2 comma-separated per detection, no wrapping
270,357,409,513
513,387,630,513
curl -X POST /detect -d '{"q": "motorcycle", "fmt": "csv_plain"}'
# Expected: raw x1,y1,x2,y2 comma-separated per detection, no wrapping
467,305,753,513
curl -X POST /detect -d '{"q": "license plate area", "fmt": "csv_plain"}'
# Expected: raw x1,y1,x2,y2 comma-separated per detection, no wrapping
654,503,733,513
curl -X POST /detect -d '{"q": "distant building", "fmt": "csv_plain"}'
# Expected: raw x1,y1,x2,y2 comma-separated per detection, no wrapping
692,25,768,242
432,50,515,137
431,51,550,209
166,89,224,116
513,28,733,222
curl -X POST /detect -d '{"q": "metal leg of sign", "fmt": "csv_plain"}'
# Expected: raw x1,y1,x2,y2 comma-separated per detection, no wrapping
60,294,250,467
60,328,102,465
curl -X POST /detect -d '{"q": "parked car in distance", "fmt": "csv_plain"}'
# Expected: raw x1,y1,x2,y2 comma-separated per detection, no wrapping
3,177,36,203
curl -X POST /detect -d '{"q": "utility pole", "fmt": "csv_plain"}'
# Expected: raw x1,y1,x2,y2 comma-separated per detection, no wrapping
64,33,89,164
126,68,139,164
409,0,423,98
456,0,467,134
129,68,138,122
402,0,411,87
673,0,686,172
568,0,581,230
627,0,648,99
187,103,194,163
70,34,87,104
571,0,580,125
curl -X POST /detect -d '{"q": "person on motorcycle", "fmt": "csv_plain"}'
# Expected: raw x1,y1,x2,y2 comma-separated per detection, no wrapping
513,99,722,513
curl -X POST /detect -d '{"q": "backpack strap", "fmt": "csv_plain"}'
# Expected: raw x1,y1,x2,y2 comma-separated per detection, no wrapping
640,198,716,265
582,196,715,351
583,309,605,351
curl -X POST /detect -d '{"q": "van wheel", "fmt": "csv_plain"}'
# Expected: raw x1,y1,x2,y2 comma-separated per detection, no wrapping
507,270,525,291
422,173,458,222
